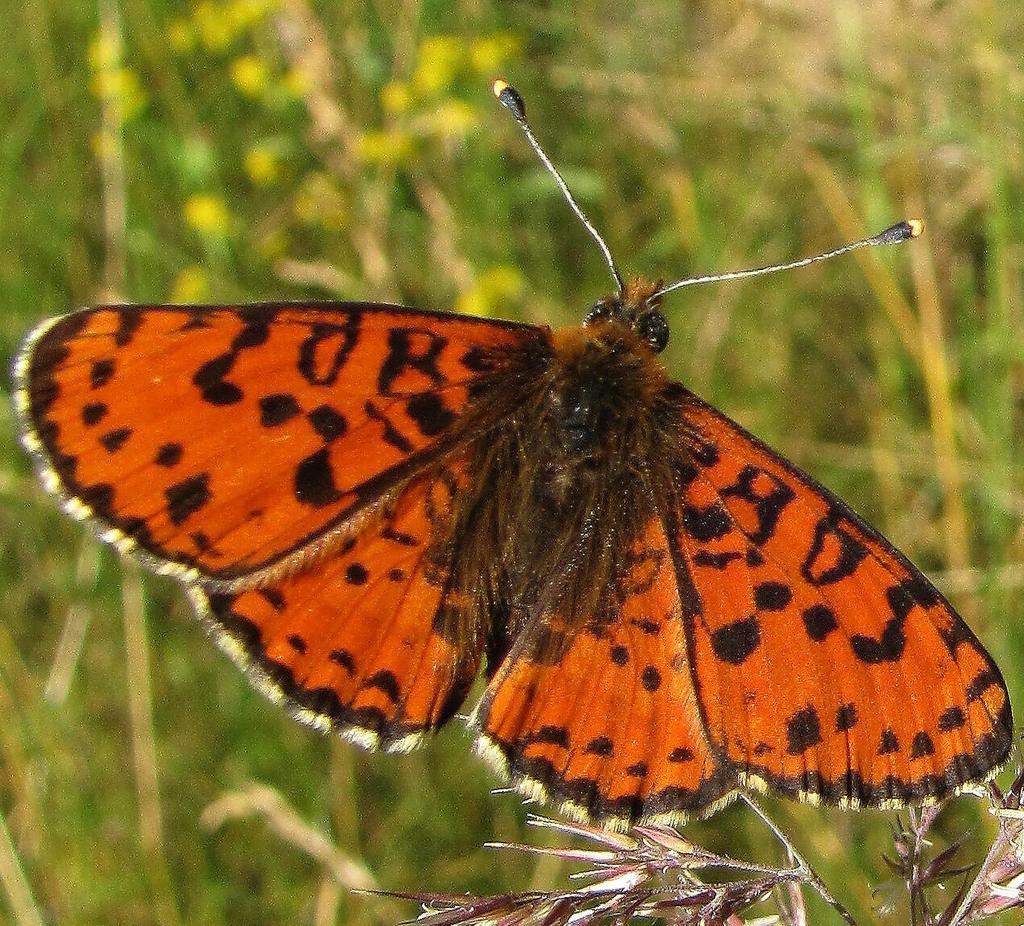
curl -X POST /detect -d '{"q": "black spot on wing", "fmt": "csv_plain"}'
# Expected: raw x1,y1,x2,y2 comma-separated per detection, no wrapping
850,619,905,664
345,563,369,585
82,402,108,426
835,703,858,732
297,316,360,386
406,392,455,436
365,400,414,454
260,393,301,426
719,464,796,545
258,588,286,612
460,345,495,372
364,670,401,703
693,550,742,569
966,670,1001,703
938,706,966,731
910,731,935,759
90,358,115,388
193,354,243,406
294,448,342,507
886,583,917,621
121,517,152,546
641,666,661,691
802,604,838,642
99,426,132,453
584,736,613,756
232,321,270,350
527,726,570,747
710,617,761,665
155,442,183,467
382,527,418,547
179,313,213,332
329,649,356,673
308,404,347,442
378,327,447,395
688,435,720,467
165,473,212,526
801,512,869,586
114,309,143,347
681,503,732,542
878,729,900,755
786,705,822,755
80,482,115,517
753,581,792,611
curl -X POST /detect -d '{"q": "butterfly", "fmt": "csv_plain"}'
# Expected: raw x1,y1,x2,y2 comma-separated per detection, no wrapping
13,81,1011,831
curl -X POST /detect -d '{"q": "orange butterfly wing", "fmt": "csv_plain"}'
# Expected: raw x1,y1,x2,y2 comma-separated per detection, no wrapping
192,459,481,750
15,303,538,585
476,516,735,829
673,385,1012,807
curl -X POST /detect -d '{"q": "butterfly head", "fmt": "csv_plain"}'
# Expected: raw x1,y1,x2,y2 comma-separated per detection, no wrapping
583,278,669,354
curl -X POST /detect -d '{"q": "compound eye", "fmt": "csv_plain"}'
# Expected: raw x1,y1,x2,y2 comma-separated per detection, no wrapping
636,310,669,353
585,299,616,326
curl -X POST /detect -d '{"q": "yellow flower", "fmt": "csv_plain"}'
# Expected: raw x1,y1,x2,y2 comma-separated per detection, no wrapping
87,32,119,71
88,68,148,120
455,266,524,317
171,266,210,302
281,67,310,98
226,0,279,31
292,185,318,225
292,174,345,229
355,130,414,165
412,35,462,94
426,100,478,140
380,80,411,115
469,32,522,75
244,144,281,185
193,0,236,52
184,194,231,236
230,54,269,97
168,18,196,53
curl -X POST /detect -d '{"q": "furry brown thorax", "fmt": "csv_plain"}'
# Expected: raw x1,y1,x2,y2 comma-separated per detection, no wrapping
444,279,684,669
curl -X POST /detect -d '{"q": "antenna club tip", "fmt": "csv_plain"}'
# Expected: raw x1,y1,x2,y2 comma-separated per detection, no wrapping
875,219,925,245
492,78,526,122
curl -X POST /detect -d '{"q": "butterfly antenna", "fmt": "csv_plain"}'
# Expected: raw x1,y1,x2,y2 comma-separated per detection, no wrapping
493,79,624,296
655,219,924,297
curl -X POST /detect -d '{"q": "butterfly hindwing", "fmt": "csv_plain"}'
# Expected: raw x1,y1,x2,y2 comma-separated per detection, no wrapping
15,303,538,585
673,387,1013,807
192,459,483,750
476,515,734,830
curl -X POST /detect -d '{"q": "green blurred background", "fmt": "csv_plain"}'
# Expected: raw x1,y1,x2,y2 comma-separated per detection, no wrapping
2,1,1022,923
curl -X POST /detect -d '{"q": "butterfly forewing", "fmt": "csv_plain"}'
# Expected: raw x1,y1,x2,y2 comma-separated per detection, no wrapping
673,387,1013,806
16,303,538,585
